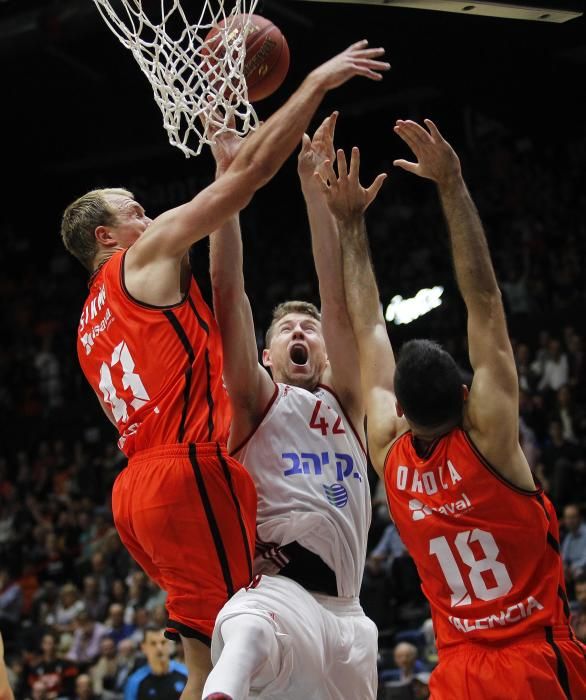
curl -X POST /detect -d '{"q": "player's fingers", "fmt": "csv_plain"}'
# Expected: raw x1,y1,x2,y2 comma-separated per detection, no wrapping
322,158,338,185
348,39,369,50
401,119,432,146
299,133,311,155
366,173,387,203
424,118,443,141
394,124,421,153
393,159,419,174
349,146,360,180
354,67,385,81
336,149,349,180
313,171,330,196
355,47,387,59
355,58,391,71
329,111,339,135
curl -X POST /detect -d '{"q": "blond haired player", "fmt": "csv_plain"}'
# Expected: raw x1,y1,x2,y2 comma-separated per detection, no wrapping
202,112,382,699
319,123,586,699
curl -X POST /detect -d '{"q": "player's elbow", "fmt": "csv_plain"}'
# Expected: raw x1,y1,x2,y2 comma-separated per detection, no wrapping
469,288,504,316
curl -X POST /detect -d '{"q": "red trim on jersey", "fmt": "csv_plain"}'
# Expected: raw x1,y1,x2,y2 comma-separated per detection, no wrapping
463,431,542,496
119,249,192,310
317,383,367,456
230,382,279,456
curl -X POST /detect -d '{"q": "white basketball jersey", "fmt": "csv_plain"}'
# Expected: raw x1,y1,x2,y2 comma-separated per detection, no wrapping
233,383,370,597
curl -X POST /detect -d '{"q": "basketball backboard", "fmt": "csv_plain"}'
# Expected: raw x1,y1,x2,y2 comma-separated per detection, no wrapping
287,0,583,23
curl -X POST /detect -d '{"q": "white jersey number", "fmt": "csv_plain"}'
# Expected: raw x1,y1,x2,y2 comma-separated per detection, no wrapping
98,341,150,423
429,529,513,608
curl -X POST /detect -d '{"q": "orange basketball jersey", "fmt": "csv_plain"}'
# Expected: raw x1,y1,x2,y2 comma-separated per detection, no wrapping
384,429,572,650
77,251,231,456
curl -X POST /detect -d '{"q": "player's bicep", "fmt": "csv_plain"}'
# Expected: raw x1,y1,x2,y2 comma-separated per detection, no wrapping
358,324,405,473
214,289,274,414
321,303,363,417
467,295,516,385
133,172,255,263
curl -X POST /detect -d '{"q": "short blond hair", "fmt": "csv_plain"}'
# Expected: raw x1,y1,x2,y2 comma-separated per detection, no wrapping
60,187,134,271
265,301,321,347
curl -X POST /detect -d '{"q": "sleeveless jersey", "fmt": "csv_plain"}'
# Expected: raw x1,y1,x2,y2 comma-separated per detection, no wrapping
77,250,231,456
384,428,571,650
233,383,370,597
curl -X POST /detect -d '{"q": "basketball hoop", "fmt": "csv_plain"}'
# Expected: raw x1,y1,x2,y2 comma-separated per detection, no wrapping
92,0,260,157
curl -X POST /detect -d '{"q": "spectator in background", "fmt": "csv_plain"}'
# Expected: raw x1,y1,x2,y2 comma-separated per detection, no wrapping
538,339,569,393
570,575,586,644
67,610,109,665
514,343,535,393
52,584,84,635
366,524,406,578
561,504,586,586
412,672,431,699
115,639,139,693
0,568,22,645
380,642,428,683
25,681,48,700
25,632,78,700
124,627,186,700
362,523,406,630
537,420,581,507
105,605,134,646
552,385,582,444
90,637,124,700
87,554,113,599
72,674,97,700
81,577,109,624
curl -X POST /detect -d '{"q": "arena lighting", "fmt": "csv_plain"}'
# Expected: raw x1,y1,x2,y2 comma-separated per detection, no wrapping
290,1,583,23
385,286,444,325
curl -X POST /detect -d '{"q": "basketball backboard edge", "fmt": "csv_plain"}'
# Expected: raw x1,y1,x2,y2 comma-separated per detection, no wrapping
286,0,583,24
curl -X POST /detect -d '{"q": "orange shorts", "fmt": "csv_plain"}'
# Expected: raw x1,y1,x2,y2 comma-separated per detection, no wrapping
112,442,257,645
431,627,586,699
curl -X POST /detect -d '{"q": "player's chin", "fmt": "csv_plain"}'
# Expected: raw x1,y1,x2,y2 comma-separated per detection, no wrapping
286,368,318,391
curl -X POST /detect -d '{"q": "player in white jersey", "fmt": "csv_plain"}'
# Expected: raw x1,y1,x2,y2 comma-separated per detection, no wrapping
201,113,379,700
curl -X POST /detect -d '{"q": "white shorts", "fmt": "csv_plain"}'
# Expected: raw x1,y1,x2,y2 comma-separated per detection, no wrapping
211,574,378,699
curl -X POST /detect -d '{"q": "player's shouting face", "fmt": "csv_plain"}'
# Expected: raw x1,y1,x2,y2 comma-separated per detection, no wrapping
263,312,327,391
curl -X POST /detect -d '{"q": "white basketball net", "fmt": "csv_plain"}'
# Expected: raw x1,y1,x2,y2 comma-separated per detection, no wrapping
92,0,260,157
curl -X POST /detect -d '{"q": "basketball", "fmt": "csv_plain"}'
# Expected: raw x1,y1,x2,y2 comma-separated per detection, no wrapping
204,14,290,102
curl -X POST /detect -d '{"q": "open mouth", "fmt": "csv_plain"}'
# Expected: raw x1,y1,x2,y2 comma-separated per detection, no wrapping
289,343,308,366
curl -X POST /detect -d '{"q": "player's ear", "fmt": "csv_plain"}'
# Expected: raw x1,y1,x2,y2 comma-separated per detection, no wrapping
395,400,404,418
95,225,118,248
262,348,272,368
462,384,470,402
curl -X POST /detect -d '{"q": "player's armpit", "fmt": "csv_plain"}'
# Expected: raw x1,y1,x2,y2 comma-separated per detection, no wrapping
465,366,536,491
359,324,407,476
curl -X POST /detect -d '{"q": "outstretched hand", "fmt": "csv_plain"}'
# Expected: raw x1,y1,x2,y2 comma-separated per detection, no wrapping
297,111,338,186
393,119,461,185
316,147,386,221
311,40,390,92
201,105,247,175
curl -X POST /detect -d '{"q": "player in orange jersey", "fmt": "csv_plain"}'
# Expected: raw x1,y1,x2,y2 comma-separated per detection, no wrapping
318,124,586,698
59,41,389,699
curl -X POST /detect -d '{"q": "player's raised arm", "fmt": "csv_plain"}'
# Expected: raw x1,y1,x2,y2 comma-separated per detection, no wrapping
318,148,405,476
127,42,390,268
208,129,277,447
298,112,363,433
393,118,534,490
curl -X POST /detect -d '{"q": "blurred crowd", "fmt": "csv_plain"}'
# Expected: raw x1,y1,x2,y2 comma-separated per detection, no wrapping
0,114,585,699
